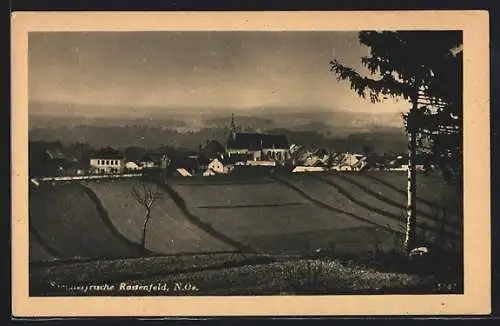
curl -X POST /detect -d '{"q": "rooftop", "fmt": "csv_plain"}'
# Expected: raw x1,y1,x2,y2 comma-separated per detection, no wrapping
90,147,124,159
227,132,289,150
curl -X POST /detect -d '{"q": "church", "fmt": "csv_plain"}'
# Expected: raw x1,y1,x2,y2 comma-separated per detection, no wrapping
226,114,290,164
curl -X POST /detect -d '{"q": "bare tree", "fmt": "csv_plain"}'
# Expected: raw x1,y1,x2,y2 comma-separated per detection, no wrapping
131,182,162,253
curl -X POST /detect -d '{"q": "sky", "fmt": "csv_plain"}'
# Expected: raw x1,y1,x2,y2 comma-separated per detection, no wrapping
28,31,408,116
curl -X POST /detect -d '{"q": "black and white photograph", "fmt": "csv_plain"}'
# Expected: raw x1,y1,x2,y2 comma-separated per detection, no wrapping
12,11,490,316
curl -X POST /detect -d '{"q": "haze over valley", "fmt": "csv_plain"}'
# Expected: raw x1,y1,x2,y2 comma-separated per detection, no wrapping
29,101,407,154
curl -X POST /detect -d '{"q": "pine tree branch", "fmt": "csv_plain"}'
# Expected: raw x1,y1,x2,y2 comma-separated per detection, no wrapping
329,60,413,103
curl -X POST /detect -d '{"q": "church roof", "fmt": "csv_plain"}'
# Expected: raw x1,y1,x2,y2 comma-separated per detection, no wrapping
227,133,263,150
261,134,289,149
227,133,289,150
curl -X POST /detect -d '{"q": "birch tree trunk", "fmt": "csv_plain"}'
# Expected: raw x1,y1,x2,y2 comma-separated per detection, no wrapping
404,99,418,253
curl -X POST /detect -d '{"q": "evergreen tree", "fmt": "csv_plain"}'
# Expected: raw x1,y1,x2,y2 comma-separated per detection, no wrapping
330,31,462,253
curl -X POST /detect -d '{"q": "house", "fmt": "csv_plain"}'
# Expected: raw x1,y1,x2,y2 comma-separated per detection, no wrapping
89,147,125,174
226,114,290,163
124,161,143,171
341,153,365,166
202,157,232,176
303,153,330,167
289,145,314,165
331,153,367,171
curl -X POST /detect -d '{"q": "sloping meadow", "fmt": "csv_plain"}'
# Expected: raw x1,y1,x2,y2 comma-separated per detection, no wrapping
29,172,461,262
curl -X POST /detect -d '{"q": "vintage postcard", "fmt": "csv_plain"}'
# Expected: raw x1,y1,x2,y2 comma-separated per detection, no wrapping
11,11,490,316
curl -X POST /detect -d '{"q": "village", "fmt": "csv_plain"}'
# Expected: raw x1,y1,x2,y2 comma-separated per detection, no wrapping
29,114,429,180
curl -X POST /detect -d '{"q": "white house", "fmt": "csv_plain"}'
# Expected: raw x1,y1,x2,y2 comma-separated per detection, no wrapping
207,158,226,174
303,154,330,167
331,153,367,171
341,153,365,166
124,161,143,171
203,157,241,176
89,147,125,174
201,158,228,176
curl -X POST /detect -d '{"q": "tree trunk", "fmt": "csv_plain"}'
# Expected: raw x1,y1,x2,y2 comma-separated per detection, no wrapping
404,100,418,254
141,211,151,253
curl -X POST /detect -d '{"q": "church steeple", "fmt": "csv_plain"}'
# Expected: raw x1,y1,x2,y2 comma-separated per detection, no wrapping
230,113,237,140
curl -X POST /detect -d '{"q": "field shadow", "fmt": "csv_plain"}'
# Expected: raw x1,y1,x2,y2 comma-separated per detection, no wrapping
306,174,460,243
29,183,148,262
362,173,460,215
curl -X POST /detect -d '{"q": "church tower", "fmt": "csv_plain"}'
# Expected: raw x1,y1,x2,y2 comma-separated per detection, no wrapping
229,113,237,140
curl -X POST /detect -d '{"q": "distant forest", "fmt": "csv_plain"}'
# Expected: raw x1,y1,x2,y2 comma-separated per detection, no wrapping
29,124,408,156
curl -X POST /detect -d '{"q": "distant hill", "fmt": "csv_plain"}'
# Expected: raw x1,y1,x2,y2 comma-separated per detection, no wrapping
29,101,404,130
29,101,407,154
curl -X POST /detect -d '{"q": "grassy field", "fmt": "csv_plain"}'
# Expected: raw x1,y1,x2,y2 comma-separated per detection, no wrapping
29,231,56,263
168,171,460,254
30,252,454,296
29,183,142,262
304,173,461,246
169,179,385,254
29,172,461,260
360,172,461,216
83,180,237,255
335,173,460,218
29,171,462,295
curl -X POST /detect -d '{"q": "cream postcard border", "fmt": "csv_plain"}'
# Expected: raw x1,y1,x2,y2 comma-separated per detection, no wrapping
11,10,491,317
